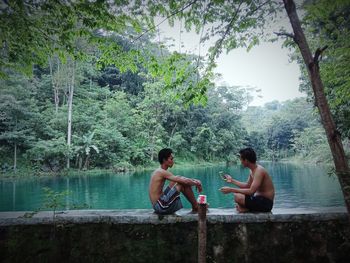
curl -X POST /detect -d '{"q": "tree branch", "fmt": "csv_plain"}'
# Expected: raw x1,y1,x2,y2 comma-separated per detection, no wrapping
210,0,272,62
209,0,244,61
274,31,295,40
131,0,198,43
314,45,328,63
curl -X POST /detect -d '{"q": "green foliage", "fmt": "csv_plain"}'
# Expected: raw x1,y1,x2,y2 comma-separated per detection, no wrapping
2,0,348,171
0,0,213,106
297,0,350,138
42,187,89,213
73,131,99,170
26,137,68,172
241,98,325,161
291,127,331,163
0,0,141,77
1,55,252,170
42,187,70,213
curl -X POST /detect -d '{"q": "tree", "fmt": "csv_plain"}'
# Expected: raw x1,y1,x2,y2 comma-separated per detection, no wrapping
74,131,99,170
282,0,350,214
0,0,144,78
191,123,217,161
134,81,170,162
281,0,348,172
0,76,36,172
299,0,350,140
65,58,75,169
292,126,330,163
26,137,68,172
241,98,319,160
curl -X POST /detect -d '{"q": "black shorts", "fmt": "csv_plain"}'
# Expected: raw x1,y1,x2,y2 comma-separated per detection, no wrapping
245,195,273,212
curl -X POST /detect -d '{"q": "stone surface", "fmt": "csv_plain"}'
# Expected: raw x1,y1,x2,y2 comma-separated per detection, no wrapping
0,207,347,225
0,208,349,263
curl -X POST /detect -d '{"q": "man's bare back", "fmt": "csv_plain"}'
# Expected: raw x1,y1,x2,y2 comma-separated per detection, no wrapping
251,165,275,200
149,168,168,205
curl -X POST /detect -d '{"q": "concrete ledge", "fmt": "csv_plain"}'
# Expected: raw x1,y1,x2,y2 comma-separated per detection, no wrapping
0,207,347,226
1,207,349,263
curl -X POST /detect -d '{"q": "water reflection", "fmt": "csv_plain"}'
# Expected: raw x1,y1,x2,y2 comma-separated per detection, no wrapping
0,162,345,211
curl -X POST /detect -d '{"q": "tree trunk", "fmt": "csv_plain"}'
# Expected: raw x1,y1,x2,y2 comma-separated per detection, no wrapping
168,122,177,147
283,0,350,214
75,154,79,168
83,154,90,170
78,156,83,170
149,125,160,162
55,62,60,113
66,59,75,169
49,57,60,114
150,131,155,162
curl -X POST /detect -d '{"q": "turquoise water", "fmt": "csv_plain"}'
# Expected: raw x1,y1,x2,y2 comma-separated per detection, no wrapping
0,162,345,211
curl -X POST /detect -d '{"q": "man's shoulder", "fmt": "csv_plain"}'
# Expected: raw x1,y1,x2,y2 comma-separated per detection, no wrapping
257,164,270,176
254,165,267,176
257,164,266,170
152,168,163,176
152,168,171,177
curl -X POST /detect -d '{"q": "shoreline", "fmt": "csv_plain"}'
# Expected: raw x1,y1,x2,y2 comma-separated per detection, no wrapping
0,159,334,179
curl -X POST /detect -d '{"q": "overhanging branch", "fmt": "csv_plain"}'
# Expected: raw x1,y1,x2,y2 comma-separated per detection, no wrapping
209,0,244,61
131,0,198,43
314,45,328,63
274,31,295,40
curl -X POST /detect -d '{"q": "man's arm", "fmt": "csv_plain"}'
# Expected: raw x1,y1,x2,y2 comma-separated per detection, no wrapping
221,173,263,195
163,170,202,191
224,174,252,189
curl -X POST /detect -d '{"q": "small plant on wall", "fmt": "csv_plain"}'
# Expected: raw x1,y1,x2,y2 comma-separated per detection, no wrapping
42,187,70,216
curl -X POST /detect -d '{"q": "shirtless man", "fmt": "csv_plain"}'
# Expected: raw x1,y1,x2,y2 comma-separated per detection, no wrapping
220,147,275,213
149,148,203,215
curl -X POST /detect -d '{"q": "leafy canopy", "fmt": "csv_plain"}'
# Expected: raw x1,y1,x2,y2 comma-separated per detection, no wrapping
0,0,145,77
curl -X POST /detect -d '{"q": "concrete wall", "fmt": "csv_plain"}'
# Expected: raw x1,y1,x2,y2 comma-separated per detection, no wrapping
0,208,349,263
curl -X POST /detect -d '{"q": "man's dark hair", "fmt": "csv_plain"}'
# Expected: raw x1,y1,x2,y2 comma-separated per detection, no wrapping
158,148,173,164
239,147,257,163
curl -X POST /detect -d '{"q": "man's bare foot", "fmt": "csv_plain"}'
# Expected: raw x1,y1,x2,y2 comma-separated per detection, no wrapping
236,204,249,213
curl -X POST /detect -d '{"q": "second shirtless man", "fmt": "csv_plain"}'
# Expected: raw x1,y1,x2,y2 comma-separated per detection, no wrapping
220,147,275,213
149,148,203,214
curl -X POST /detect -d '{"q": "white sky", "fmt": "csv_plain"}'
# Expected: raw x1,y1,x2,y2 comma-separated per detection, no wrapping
157,19,305,106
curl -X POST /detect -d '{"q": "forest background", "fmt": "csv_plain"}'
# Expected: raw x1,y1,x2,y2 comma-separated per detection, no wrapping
0,0,349,176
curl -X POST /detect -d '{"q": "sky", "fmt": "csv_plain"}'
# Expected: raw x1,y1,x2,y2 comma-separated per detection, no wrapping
157,19,305,106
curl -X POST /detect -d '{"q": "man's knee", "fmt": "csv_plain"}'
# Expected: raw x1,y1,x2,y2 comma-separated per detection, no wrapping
234,193,245,205
175,183,184,192
168,182,182,192
169,181,176,188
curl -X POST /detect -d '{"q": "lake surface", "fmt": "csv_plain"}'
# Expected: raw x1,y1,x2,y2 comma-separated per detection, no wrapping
0,162,345,211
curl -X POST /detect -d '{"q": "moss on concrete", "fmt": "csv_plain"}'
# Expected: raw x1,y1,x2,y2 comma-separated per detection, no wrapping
0,208,349,263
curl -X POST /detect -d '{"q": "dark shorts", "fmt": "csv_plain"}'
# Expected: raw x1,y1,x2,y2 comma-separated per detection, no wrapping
153,186,183,215
245,195,273,212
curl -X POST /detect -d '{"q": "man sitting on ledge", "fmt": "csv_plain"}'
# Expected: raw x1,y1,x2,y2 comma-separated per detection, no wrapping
220,147,275,213
149,148,203,215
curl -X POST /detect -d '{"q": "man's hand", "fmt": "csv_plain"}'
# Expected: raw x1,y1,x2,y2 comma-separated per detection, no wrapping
219,186,233,194
224,174,233,183
192,179,202,193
